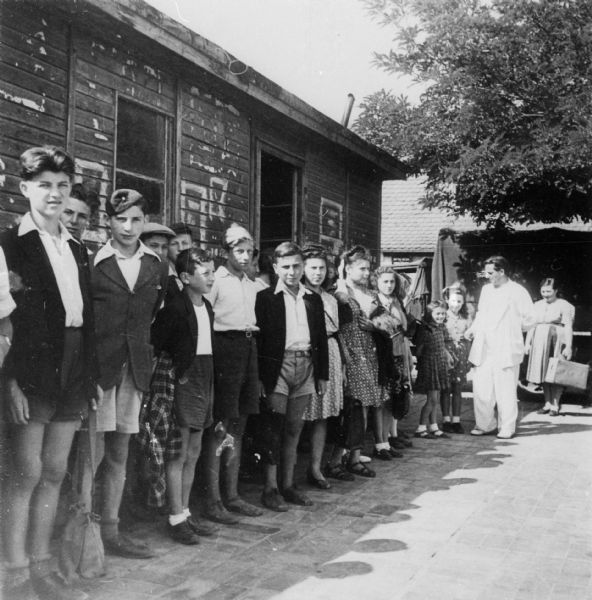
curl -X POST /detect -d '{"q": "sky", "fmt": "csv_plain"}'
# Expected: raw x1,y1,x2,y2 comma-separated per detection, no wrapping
144,0,420,124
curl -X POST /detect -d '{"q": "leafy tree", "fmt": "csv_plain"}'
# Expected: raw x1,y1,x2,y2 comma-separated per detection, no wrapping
354,0,592,226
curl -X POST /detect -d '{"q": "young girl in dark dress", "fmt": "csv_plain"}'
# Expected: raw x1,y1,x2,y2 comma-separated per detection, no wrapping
414,301,454,439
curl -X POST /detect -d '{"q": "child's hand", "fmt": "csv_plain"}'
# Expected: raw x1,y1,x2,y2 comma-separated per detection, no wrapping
316,379,328,396
358,315,374,331
6,379,29,424
259,380,266,399
0,334,10,369
561,346,572,361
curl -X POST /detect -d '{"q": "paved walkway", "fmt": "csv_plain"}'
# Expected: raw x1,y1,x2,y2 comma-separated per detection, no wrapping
72,395,592,600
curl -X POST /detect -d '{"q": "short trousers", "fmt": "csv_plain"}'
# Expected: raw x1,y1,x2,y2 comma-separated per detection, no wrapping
96,362,143,434
27,328,88,424
212,332,259,420
271,350,315,403
175,355,214,430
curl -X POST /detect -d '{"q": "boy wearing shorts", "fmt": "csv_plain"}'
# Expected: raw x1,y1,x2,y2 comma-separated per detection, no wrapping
152,248,217,544
255,242,329,511
202,224,263,523
2,146,96,600
91,189,166,558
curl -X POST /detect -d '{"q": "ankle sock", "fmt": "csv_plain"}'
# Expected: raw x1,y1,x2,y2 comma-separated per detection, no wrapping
169,512,187,526
416,424,427,433
183,508,191,518
452,416,460,423
428,424,439,432
443,416,451,423
100,518,119,540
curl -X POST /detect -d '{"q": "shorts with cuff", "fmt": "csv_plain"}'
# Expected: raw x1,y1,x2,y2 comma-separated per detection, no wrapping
96,362,142,434
26,328,87,424
270,350,315,408
175,355,214,430
212,331,259,421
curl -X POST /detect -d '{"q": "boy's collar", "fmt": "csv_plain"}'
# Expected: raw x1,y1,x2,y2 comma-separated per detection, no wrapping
274,279,310,297
94,239,160,264
18,212,78,243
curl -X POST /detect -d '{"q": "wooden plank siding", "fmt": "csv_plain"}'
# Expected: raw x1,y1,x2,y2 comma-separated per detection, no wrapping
0,0,399,254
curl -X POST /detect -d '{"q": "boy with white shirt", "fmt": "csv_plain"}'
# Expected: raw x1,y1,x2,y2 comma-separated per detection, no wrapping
91,189,167,558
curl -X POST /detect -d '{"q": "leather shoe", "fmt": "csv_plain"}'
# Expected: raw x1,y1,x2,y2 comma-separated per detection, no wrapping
187,515,218,536
496,431,514,439
388,447,403,458
549,410,560,417
452,423,465,434
225,497,264,517
373,448,392,461
307,470,331,489
441,422,454,433
537,408,550,415
167,520,199,545
282,486,313,506
31,572,88,600
204,500,239,525
103,533,155,559
261,488,289,512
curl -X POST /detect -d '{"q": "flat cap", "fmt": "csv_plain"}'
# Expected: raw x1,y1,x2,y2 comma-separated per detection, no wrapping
106,188,146,217
140,222,176,240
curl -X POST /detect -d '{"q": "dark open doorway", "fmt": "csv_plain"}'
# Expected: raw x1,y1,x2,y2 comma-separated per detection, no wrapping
258,150,301,252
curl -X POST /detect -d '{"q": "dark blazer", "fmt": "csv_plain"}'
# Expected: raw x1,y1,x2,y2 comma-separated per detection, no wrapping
0,226,97,404
91,251,168,392
255,286,329,395
151,290,214,381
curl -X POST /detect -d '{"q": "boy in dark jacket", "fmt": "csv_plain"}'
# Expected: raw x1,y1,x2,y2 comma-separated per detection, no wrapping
2,146,96,600
151,248,217,544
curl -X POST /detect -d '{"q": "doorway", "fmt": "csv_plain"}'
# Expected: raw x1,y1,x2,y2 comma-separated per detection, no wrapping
258,149,301,252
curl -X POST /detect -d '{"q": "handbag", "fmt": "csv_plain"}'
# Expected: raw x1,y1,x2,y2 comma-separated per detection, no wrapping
59,415,106,582
544,357,590,391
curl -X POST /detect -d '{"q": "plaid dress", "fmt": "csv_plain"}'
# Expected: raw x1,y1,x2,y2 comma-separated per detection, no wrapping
414,323,452,392
137,352,182,508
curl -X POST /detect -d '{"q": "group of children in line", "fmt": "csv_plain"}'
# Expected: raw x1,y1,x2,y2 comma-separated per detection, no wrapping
1,145,474,600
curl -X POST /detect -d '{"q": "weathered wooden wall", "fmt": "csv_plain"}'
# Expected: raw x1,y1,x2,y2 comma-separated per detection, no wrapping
0,0,385,255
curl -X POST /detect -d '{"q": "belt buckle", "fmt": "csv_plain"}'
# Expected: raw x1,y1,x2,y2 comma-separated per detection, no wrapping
245,330,252,339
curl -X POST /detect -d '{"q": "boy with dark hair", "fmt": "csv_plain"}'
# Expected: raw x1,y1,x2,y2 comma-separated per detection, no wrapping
255,241,329,511
60,182,99,241
166,222,194,301
2,145,96,600
152,248,217,544
90,188,167,558
202,224,263,523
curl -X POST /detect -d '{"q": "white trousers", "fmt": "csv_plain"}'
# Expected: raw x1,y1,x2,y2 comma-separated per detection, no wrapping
472,355,520,435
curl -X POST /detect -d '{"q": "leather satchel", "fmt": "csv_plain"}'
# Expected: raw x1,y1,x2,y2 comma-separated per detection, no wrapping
544,358,590,391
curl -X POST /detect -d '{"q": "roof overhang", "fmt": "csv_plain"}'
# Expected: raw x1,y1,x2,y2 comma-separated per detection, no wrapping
67,0,407,179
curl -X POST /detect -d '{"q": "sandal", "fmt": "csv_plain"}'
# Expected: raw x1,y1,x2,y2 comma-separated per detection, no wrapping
346,462,376,478
322,463,355,482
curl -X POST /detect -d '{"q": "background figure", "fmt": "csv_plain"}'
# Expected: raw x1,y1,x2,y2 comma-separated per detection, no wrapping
441,285,472,433
467,256,535,439
526,278,575,416
60,182,99,242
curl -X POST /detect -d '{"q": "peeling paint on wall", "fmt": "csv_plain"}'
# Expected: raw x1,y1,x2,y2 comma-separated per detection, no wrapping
0,89,46,112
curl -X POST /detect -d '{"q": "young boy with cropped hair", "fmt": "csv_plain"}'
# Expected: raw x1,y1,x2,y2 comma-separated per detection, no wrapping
255,241,329,511
152,248,217,544
2,145,96,600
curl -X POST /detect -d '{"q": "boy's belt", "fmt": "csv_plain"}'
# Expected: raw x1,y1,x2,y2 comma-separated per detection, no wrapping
215,329,258,338
285,349,311,357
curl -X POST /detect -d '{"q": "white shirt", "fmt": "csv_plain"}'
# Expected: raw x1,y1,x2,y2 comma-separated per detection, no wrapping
94,240,160,291
194,303,212,355
274,279,311,351
0,247,16,319
18,213,83,327
206,265,259,331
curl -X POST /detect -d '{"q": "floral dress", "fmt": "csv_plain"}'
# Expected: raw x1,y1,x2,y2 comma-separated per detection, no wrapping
526,298,575,384
445,310,471,386
303,289,343,420
414,322,452,392
336,283,384,407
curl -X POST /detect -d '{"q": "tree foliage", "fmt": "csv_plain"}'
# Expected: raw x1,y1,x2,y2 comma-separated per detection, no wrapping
354,0,592,226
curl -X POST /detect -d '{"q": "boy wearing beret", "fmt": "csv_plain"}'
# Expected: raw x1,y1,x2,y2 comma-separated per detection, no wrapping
91,189,167,558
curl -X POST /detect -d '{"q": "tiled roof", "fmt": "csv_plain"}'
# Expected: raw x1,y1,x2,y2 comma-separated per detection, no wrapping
382,178,592,253
381,178,477,253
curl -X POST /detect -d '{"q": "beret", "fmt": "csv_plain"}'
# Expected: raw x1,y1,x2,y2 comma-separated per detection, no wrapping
106,188,145,217
140,222,176,240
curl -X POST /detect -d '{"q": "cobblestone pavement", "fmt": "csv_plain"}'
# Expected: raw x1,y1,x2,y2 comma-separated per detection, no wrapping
44,394,592,600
